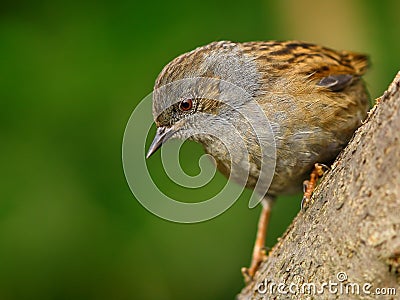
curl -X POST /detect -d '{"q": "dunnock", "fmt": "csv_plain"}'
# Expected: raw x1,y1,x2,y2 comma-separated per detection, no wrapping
146,41,369,280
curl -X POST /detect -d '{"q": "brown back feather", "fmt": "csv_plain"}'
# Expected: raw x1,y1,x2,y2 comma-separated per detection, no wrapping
240,41,369,81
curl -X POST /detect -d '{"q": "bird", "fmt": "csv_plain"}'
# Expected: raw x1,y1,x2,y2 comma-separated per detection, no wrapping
146,40,370,282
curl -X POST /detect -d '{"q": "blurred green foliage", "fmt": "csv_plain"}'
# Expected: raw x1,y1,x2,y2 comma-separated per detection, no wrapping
0,0,399,299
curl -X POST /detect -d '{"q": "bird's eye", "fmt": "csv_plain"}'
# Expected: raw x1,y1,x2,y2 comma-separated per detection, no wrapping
178,99,193,111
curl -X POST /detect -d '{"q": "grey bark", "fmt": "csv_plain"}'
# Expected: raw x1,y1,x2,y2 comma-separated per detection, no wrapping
238,72,400,300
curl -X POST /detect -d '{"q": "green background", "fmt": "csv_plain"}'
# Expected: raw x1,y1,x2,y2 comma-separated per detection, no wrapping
1,0,399,299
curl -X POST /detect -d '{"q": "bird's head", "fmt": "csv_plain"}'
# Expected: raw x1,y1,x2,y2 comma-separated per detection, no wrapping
146,41,262,158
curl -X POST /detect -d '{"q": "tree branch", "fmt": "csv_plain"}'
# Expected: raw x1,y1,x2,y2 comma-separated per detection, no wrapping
238,72,400,300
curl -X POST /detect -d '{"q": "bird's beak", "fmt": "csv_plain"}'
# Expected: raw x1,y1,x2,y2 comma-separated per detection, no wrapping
146,126,175,159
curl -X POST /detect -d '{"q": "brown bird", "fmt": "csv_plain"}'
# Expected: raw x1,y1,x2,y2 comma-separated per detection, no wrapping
146,40,370,281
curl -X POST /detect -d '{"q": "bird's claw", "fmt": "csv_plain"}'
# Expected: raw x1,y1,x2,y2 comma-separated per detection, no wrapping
301,163,330,210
